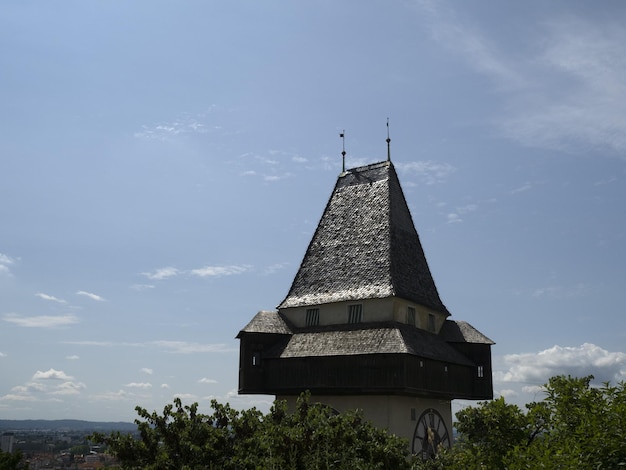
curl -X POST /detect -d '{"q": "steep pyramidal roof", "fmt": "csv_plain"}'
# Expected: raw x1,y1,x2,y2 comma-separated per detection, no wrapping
278,161,450,316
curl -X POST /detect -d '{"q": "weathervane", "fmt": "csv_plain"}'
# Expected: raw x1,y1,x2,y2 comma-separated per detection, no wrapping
386,118,391,162
340,130,346,172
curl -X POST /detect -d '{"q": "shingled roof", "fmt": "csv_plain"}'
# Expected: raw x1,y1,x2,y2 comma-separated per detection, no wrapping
278,161,450,316
440,320,495,345
271,322,474,365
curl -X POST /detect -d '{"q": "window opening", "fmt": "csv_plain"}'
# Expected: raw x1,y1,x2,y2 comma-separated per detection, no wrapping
348,304,362,324
252,351,261,367
407,307,416,326
428,313,436,333
305,308,320,326
477,365,484,378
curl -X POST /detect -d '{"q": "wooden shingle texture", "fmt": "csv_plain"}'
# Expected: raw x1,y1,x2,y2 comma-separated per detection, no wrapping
278,161,450,316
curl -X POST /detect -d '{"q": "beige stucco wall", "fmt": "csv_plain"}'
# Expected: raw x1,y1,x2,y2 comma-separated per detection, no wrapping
280,297,446,333
277,393,453,452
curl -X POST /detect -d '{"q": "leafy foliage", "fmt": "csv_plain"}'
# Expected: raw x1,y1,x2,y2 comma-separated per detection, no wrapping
93,375,626,469
413,375,626,470
91,392,411,469
0,449,27,470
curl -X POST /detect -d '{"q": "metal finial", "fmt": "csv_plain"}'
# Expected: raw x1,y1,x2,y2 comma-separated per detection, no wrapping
340,130,346,172
386,118,391,162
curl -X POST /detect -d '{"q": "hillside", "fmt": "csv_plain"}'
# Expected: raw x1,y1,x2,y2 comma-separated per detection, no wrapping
0,419,136,432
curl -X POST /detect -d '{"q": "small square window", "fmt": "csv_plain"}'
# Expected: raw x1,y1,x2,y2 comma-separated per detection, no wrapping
348,304,362,324
306,308,320,326
407,307,416,326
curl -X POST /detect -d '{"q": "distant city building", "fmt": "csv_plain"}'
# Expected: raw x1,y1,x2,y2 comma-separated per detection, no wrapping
1,432,15,453
237,158,494,458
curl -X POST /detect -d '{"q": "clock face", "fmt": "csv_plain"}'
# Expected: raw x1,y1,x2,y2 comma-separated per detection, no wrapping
412,408,451,459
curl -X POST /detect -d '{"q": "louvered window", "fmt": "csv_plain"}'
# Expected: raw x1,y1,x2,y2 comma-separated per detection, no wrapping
305,308,319,326
407,307,416,326
348,304,362,324
428,313,436,332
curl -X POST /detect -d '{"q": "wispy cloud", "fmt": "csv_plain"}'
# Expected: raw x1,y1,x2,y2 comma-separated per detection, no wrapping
90,390,132,402
36,293,67,304
0,253,16,276
262,262,289,275
415,1,626,157
152,341,236,354
140,368,153,375
130,283,155,291
50,381,86,396
142,264,251,280
190,265,251,278
134,107,220,141
396,161,456,185
3,313,79,328
446,203,478,224
531,283,590,299
141,267,181,280
510,182,535,195
124,382,152,389
76,291,105,302
198,377,218,384
63,339,236,354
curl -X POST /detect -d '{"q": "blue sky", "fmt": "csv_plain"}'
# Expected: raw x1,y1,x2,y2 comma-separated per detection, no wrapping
1,0,625,421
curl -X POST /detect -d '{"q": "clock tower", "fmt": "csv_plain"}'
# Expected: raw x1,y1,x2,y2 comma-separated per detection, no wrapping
237,157,493,456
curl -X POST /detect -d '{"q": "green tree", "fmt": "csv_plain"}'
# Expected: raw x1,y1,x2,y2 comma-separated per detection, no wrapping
0,448,28,470
92,392,412,469
413,375,626,470
506,375,626,469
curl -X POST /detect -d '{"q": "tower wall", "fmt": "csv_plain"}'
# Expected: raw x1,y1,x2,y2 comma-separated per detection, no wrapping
278,394,453,450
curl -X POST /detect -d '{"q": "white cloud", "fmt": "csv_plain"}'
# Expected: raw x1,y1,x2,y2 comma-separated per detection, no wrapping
51,381,86,396
76,290,105,302
0,393,38,402
130,283,155,291
90,390,132,401
447,213,462,224
190,265,251,278
3,313,79,328
416,2,626,157
510,182,534,195
33,369,74,381
0,253,16,276
0,352,6,358
173,393,198,401
66,355,80,360
35,293,67,304
124,382,152,389
396,161,456,185
262,263,289,275
152,340,236,354
198,378,218,384
134,108,219,141
141,267,181,280
140,368,153,375
161,383,170,389
500,343,626,386
531,283,590,299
